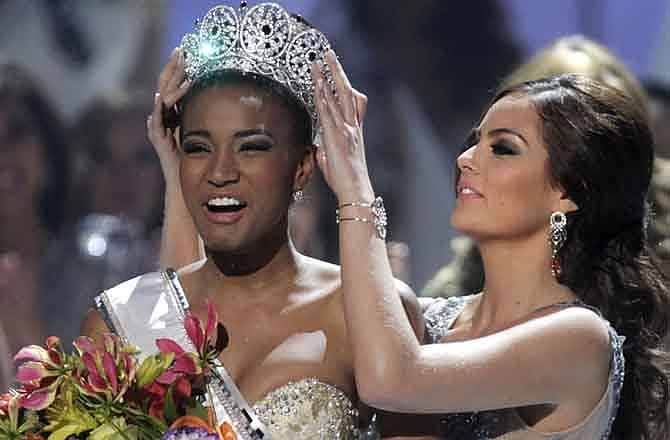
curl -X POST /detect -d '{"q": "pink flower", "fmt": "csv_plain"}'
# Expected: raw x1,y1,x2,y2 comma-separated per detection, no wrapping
155,339,201,383
71,335,137,402
185,314,205,353
13,337,70,411
20,380,60,410
14,346,53,366
183,300,228,366
0,392,12,416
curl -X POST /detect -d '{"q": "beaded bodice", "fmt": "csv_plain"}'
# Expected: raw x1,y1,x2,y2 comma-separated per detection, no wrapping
253,377,358,439
423,295,625,440
96,271,359,439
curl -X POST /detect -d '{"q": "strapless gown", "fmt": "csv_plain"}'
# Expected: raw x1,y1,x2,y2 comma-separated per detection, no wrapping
422,295,625,439
95,270,359,439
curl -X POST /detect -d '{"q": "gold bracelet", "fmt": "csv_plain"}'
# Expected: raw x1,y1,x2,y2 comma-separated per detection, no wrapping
338,200,374,209
335,196,387,240
336,216,371,224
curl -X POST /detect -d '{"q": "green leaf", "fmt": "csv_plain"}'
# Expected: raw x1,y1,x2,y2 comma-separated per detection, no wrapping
88,417,137,440
163,387,178,423
184,399,209,423
46,424,83,440
135,353,174,389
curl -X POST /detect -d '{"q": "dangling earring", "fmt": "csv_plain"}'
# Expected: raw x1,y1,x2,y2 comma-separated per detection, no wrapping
292,189,305,202
549,211,567,277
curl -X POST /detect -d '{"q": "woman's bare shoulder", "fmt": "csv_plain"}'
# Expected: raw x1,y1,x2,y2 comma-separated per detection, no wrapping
299,255,424,338
79,308,110,345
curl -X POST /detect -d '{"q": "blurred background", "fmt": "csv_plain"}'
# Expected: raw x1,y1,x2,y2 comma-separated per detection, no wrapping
0,0,668,388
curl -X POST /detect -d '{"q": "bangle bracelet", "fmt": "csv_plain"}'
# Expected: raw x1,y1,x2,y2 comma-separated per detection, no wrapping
338,200,374,209
336,216,371,223
335,196,387,240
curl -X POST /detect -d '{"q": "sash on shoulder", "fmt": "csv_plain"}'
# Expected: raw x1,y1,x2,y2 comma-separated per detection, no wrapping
95,269,271,439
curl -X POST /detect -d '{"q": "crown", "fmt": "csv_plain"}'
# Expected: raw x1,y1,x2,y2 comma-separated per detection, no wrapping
180,2,333,140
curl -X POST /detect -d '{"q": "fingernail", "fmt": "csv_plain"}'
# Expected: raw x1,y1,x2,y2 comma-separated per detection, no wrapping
155,92,161,103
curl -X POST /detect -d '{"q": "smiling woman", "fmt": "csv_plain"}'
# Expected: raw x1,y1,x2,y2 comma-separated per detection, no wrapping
451,95,577,242
176,71,313,262
79,3,422,439
311,47,670,438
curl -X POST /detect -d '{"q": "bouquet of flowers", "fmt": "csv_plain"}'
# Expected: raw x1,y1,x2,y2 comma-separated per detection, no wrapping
0,302,235,440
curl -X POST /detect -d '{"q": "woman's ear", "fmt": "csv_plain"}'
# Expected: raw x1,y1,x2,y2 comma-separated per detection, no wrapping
558,193,579,214
293,145,316,191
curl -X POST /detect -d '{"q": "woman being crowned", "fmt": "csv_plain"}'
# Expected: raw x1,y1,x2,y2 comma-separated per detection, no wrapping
82,2,422,439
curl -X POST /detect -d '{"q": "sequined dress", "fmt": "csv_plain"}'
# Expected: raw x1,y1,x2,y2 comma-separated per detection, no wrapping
95,271,359,439
423,296,625,440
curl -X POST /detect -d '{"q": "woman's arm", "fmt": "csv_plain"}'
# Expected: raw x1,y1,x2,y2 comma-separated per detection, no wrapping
149,48,203,269
311,52,611,414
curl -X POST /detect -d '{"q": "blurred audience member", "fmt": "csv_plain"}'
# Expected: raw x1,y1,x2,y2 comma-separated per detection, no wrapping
70,92,164,235
0,323,11,391
0,58,69,358
423,35,653,298
0,0,163,121
421,236,483,298
347,0,522,287
649,158,670,266
42,92,164,345
645,81,670,270
502,35,649,113
645,80,670,158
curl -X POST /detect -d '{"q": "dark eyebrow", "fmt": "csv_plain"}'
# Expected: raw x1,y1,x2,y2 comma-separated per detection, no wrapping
233,128,274,139
181,128,274,141
487,128,528,145
182,130,211,139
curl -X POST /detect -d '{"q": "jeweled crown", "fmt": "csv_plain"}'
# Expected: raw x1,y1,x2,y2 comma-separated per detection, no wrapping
180,2,332,140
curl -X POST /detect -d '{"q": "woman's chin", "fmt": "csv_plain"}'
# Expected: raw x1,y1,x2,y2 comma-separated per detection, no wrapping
449,212,475,234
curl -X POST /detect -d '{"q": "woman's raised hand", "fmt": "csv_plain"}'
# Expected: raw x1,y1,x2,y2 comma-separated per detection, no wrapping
148,47,191,187
311,51,374,203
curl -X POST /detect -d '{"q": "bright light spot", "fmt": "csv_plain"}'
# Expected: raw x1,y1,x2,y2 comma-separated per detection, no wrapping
86,234,108,257
201,41,215,57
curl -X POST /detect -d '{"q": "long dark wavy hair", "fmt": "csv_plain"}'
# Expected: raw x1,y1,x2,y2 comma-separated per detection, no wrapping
493,74,670,440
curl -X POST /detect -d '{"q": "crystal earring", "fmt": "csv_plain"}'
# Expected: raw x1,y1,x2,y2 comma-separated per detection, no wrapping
549,211,567,277
292,189,305,202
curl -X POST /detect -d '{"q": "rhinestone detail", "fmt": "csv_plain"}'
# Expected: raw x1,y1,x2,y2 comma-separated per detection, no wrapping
181,2,334,140
252,377,359,439
423,296,625,439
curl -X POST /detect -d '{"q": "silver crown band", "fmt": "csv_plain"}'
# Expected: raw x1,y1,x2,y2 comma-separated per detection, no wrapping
180,2,333,141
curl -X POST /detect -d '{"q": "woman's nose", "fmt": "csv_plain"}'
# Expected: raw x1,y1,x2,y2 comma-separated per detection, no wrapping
207,149,240,186
457,144,478,173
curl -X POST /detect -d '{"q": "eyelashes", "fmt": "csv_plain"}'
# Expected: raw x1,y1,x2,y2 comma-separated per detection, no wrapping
463,127,521,157
181,141,273,154
490,142,518,156
239,142,272,152
182,142,210,154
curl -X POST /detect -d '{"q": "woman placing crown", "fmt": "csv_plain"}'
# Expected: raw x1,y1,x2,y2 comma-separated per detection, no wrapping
81,3,423,439
311,43,670,439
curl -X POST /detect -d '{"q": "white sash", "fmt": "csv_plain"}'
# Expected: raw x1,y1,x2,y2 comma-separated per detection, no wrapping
95,269,271,439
